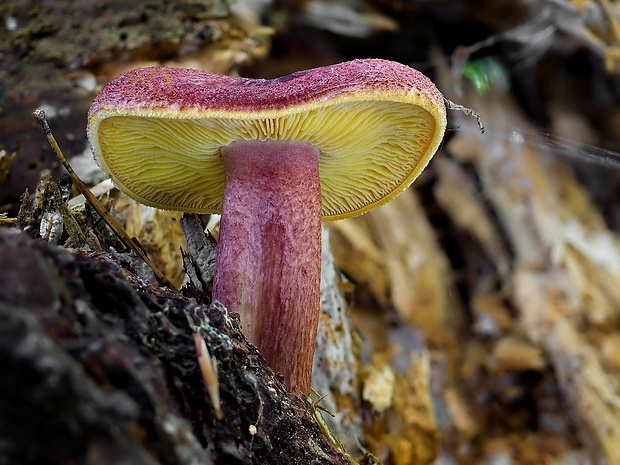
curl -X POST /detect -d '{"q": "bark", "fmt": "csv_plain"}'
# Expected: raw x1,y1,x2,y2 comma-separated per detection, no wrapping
0,228,349,465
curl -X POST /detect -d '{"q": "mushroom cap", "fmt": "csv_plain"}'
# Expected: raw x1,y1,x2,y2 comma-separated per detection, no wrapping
88,58,447,220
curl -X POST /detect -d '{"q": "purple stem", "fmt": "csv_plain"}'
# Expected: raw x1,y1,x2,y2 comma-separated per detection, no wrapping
212,139,322,394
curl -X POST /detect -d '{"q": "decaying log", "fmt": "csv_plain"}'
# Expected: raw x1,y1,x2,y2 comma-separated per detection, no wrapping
0,228,350,465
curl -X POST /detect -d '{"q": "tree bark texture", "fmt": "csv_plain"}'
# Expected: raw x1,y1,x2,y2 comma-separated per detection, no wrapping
0,228,349,465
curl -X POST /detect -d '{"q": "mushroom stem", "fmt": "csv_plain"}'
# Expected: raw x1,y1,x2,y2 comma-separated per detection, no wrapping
212,139,322,394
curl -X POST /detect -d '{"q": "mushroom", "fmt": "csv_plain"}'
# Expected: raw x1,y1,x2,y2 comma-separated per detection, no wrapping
87,59,447,394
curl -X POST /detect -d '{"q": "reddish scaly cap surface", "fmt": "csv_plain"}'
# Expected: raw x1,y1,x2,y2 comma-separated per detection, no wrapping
88,58,444,116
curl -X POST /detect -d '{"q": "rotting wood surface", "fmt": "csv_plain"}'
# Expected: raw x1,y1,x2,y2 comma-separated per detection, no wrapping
0,229,350,465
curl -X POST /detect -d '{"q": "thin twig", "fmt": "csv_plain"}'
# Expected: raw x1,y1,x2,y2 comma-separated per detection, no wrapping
32,108,176,290
184,311,224,420
444,98,485,133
